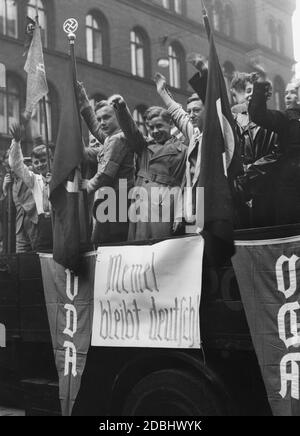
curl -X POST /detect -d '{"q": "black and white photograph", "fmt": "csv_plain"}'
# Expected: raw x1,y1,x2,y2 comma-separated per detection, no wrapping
0,0,300,419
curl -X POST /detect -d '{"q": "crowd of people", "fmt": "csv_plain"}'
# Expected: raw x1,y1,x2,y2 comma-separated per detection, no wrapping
1,54,300,255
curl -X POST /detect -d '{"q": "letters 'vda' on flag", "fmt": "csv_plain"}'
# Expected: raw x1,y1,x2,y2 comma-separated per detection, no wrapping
24,18,48,119
199,5,242,265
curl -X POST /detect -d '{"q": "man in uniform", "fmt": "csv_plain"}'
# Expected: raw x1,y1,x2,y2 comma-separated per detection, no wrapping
110,96,187,241
76,83,134,244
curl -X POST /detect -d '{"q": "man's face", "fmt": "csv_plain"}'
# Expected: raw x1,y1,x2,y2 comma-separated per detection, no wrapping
32,154,48,177
232,81,253,105
187,100,205,129
285,84,299,110
147,116,171,144
96,106,119,137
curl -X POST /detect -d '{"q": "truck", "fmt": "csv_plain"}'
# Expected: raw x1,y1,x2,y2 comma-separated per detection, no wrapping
2,224,293,416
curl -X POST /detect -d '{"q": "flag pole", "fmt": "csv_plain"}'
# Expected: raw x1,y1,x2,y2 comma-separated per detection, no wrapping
42,96,51,172
63,19,90,243
201,0,211,38
34,9,51,173
63,19,82,129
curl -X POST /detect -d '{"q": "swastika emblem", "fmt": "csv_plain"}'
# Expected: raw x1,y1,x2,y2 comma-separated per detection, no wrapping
63,18,78,35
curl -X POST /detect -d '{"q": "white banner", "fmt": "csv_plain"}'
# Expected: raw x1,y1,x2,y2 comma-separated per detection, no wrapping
92,236,204,349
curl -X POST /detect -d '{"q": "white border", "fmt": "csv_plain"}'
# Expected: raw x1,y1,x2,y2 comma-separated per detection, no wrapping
235,235,300,247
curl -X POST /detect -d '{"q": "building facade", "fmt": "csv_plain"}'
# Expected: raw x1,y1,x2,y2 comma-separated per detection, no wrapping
0,0,296,155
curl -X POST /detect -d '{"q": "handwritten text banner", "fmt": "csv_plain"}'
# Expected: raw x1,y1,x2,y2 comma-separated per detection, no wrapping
92,236,204,349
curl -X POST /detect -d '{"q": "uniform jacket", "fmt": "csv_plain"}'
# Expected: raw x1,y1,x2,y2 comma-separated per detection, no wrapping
81,106,134,193
114,102,187,241
81,105,135,244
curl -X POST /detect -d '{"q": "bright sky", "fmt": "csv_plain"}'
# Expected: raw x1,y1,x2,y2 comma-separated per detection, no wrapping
293,2,300,78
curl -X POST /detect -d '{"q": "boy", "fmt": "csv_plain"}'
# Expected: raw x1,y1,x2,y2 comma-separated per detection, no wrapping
2,151,38,252
8,124,53,251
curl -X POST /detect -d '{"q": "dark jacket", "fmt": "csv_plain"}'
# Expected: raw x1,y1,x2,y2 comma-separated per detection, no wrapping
249,82,300,155
248,82,300,225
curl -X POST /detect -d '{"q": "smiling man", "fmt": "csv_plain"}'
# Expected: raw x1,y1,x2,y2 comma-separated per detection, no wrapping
76,83,134,244
110,96,187,241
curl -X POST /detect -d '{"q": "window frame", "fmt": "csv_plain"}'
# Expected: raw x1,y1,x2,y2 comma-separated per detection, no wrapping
224,4,234,38
85,10,110,66
168,42,185,90
0,0,18,38
86,13,103,65
26,0,47,47
130,30,145,78
0,73,23,136
268,18,277,52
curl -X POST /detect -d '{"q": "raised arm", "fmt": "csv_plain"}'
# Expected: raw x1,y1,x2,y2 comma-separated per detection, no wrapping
154,73,194,141
76,81,106,144
109,95,147,154
187,53,208,105
248,82,287,134
8,124,34,190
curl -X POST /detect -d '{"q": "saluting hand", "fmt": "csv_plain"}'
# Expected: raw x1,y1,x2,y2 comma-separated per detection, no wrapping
76,81,90,109
186,53,207,73
154,72,167,94
109,94,126,110
9,123,23,142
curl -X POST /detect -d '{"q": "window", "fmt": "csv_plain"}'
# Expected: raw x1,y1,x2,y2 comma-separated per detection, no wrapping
212,1,223,32
162,0,170,8
174,0,183,14
27,0,47,47
130,30,146,78
274,76,285,110
268,19,277,52
277,23,285,55
29,84,58,143
133,106,148,136
168,43,184,89
86,14,103,64
31,94,52,141
224,5,234,38
161,0,184,14
0,0,17,37
0,75,22,135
